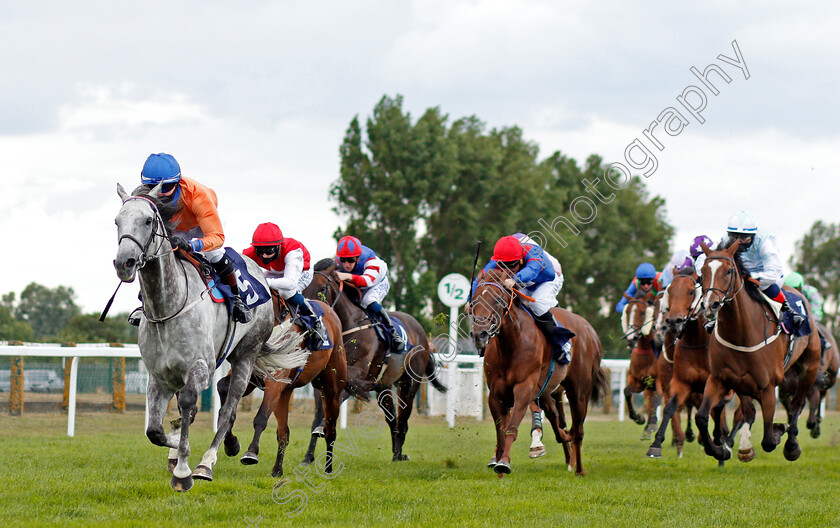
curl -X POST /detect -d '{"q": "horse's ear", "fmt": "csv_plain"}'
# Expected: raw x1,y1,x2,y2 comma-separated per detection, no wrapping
672,265,679,275
623,292,632,301
147,183,162,199
117,183,129,203
726,238,741,256
700,242,711,256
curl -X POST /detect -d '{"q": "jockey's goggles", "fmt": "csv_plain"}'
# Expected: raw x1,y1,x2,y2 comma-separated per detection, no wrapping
727,232,754,241
255,246,279,257
638,279,654,286
498,260,520,271
160,182,179,196
339,256,359,264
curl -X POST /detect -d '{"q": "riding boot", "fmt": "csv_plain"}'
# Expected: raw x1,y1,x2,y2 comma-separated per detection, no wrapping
534,311,572,364
288,293,327,347
213,256,252,324
781,299,805,333
373,308,406,353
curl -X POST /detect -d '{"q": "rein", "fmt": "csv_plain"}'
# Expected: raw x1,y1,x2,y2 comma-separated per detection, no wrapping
622,298,656,340
473,281,516,340
314,270,376,337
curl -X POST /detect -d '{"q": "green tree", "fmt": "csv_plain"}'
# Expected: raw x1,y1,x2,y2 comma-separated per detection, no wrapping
791,220,840,332
0,305,33,341
331,95,673,354
59,312,138,344
13,283,81,341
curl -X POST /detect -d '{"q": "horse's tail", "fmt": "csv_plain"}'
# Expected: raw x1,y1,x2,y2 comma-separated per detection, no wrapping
590,360,609,405
425,353,448,393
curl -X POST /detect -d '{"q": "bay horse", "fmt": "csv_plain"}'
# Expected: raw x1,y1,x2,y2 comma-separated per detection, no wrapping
695,240,821,462
804,324,839,438
114,183,285,491
472,267,608,476
218,293,347,477
621,291,662,438
299,258,446,463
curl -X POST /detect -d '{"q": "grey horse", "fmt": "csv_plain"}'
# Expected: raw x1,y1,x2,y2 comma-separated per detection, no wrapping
114,183,306,491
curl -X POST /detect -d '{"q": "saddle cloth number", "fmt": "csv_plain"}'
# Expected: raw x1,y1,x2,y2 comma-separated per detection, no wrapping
235,269,259,305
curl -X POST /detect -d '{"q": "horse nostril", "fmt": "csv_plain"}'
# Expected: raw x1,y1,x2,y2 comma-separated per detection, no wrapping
123,258,136,270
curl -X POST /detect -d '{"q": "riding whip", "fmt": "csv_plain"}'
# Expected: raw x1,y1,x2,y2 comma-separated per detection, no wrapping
467,240,482,301
98,280,123,322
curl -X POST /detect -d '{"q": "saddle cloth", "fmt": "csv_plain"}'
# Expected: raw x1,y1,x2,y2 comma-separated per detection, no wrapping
367,311,413,354
759,289,812,338
294,301,333,351
186,247,272,314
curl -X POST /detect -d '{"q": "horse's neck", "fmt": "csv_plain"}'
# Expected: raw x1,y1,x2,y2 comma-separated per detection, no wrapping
333,293,368,327
495,307,525,352
139,254,188,315
717,288,771,344
636,332,654,350
680,317,707,347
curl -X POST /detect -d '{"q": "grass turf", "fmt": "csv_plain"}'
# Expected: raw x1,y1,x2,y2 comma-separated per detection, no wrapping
1,407,839,527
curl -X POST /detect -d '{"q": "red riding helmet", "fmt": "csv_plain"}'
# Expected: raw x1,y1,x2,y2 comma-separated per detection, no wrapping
336,236,363,258
251,222,284,246
492,235,525,263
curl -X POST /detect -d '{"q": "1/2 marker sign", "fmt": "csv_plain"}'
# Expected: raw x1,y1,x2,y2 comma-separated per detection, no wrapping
437,273,470,308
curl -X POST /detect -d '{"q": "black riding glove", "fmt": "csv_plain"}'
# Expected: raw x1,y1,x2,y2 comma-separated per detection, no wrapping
171,236,193,253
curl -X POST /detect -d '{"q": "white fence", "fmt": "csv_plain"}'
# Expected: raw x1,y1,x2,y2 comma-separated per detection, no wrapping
0,343,631,436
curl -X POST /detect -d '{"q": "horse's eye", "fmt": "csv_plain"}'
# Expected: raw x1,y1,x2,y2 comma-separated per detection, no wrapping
145,218,153,226
726,269,734,275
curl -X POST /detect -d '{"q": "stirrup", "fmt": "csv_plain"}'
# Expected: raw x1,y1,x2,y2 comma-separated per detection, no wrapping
232,298,252,324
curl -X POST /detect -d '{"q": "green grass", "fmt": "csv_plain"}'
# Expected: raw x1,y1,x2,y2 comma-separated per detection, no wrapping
1,408,840,527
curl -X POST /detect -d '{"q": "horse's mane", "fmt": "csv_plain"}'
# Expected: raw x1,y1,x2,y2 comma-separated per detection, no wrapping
130,184,183,235
717,238,764,305
314,258,337,272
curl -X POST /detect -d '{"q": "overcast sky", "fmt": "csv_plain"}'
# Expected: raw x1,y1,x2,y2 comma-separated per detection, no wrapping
2,1,838,315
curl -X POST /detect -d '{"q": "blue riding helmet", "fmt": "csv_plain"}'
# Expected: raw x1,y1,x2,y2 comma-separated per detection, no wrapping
141,153,181,185
635,263,657,279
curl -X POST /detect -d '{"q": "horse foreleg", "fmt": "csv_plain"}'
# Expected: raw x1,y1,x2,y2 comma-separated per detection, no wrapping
242,381,281,465
145,377,178,451
170,361,208,491
392,377,421,461
317,366,345,476
271,389,294,478
487,390,509,468
495,384,535,475
695,376,730,461
734,398,757,462
640,388,658,440
624,378,645,425
758,386,785,454
302,389,326,465
806,386,821,438
684,404,695,443
647,390,684,459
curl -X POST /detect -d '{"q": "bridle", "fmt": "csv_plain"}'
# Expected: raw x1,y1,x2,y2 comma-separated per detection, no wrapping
622,296,655,341
702,255,744,309
118,196,173,269
472,281,516,340
664,274,707,343
314,270,346,309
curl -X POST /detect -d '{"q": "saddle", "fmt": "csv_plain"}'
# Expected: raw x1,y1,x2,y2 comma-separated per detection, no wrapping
363,307,413,355
759,289,812,338
178,247,272,315
274,294,332,351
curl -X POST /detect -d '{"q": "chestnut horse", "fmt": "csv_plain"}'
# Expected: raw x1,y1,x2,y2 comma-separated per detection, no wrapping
621,292,662,438
218,294,347,478
300,258,446,463
646,271,742,459
472,268,608,476
695,240,821,462
804,324,839,438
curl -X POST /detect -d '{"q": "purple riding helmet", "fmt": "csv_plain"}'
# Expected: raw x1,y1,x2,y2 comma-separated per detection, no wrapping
689,235,714,258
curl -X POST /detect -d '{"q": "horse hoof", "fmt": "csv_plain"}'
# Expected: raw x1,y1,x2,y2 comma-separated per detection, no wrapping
300,457,314,466
529,446,546,459
634,416,646,425
167,459,177,473
240,452,259,465
171,474,193,492
738,448,756,463
810,428,821,439
685,430,695,443
487,457,498,468
493,460,511,474
224,438,241,457
391,454,410,462
783,445,801,462
646,447,662,458
640,431,651,441
271,468,284,478
192,465,213,481
721,443,732,461
312,426,325,438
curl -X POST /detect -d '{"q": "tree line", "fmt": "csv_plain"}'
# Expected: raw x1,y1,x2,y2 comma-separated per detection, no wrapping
0,283,137,343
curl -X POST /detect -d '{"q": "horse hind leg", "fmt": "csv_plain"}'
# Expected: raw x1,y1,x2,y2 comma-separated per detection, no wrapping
376,387,403,462
624,381,645,425
391,376,422,462
241,382,280,465
647,394,680,459
271,390,294,478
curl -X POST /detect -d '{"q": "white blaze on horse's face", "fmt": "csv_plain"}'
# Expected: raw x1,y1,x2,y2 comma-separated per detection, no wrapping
702,259,723,314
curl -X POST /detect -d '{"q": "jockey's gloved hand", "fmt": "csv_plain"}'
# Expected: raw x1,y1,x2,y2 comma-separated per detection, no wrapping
171,236,193,253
